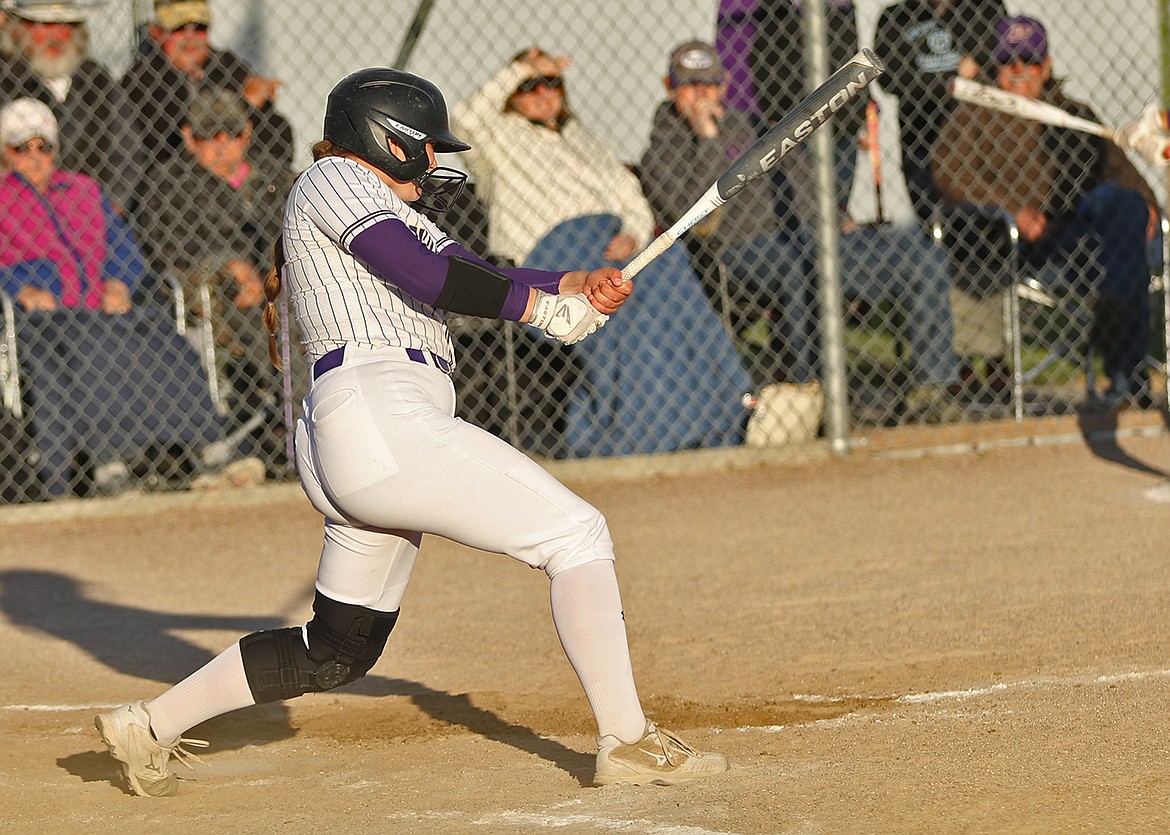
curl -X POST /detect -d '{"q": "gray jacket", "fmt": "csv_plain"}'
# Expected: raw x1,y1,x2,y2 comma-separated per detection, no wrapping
640,101,790,248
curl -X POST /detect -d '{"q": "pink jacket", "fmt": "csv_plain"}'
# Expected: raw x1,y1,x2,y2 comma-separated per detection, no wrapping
0,170,110,309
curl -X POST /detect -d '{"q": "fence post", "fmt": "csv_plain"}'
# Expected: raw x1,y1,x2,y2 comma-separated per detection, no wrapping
805,0,850,455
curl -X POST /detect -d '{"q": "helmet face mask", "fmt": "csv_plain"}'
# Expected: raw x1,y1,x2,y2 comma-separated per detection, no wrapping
415,166,467,214
324,68,470,210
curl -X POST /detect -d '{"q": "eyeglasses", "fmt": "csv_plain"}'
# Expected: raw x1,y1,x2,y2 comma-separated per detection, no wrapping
6,138,55,155
515,75,564,94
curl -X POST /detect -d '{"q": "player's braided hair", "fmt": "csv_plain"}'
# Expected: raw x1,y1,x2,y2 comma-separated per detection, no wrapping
263,140,352,370
262,235,285,369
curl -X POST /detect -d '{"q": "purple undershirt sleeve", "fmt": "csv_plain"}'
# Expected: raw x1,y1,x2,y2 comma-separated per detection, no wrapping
349,219,568,322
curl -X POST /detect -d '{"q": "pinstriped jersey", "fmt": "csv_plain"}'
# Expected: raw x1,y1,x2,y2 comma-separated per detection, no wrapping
282,156,456,365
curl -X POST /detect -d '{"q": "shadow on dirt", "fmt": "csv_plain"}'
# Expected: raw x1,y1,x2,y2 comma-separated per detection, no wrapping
1075,405,1170,478
2,570,595,786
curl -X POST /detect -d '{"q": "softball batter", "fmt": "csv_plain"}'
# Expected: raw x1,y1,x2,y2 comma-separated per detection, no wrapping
96,67,728,795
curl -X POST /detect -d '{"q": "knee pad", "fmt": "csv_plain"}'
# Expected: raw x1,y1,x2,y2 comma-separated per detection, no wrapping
239,591,399,703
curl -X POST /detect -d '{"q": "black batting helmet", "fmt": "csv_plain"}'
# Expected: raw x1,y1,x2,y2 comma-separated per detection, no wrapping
323,67,470,183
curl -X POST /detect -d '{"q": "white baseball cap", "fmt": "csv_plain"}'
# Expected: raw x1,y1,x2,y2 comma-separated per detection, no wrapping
0,98,59,149
2,0,105,23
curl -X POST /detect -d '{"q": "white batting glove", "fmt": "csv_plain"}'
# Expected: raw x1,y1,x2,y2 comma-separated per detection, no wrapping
1118,103,1170,167
528,291,608,345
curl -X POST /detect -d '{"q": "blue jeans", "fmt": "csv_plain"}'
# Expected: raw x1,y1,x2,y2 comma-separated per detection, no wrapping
721,224,960,387
1023,181,1151,392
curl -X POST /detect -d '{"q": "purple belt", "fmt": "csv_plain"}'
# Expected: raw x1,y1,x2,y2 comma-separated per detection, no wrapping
312,346,452,380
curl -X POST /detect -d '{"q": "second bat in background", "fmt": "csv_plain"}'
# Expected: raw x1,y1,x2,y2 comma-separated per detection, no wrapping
949,77,1116,141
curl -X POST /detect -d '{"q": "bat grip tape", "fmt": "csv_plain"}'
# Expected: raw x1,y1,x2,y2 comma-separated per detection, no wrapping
621,232,677,283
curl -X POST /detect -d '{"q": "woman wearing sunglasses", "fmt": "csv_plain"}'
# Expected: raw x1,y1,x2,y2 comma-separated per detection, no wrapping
0,97,144,315
452,46,655,268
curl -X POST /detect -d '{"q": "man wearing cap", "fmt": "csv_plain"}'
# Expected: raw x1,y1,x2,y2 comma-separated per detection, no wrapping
134,86,294,470
641,40,803,386
0,0,144,213
642,41,960,419
933,15,1160,408
120,0,292,173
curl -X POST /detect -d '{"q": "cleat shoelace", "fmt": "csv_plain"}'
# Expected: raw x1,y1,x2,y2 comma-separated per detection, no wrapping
647,726,700,767
169,737,210,771
128,722,209,772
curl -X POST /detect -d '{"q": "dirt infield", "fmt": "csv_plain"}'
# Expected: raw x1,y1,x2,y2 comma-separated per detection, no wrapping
2,433,1169,834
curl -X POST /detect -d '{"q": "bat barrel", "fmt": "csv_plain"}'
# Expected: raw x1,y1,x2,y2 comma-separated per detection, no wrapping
714,48,885,202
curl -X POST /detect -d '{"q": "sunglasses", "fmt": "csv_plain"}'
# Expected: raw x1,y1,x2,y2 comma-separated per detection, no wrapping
515,75,563,94
7,137,55,155
165,23,209,35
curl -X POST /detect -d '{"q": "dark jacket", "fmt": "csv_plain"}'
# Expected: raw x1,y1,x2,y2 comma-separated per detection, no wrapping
933,80,1155,219
0,56,145,212
749,0,868,139
136,151,291,277
641,101,793,247
874,0,1008,164
119,42,293,168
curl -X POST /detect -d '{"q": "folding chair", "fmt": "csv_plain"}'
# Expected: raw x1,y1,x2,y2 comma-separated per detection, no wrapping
161,270,293,471
0,290,22,421
933,204,1169,421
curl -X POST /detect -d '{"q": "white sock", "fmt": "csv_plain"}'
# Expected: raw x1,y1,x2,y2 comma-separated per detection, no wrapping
550,560,646,743
145,641,256,746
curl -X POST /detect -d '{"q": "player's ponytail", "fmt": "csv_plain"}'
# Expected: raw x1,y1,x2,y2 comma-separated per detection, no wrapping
263,235,285,370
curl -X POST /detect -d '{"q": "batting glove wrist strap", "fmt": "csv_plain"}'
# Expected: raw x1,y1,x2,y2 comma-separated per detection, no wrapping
529,290,608,345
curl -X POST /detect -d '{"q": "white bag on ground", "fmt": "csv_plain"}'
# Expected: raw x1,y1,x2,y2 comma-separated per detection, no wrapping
744,382,824,447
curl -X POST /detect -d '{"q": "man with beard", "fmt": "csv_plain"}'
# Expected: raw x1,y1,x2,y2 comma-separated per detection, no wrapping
0,0,143,214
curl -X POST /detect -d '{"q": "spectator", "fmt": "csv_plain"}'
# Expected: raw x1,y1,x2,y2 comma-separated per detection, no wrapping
643,41,960,419
641,40,807,385
875,0,1008,226
0,98,141,313
0,0,144,213
120,0,293,170
452,47,752,457
450,46,655,266
932,16,1159,407
135,87,294,472
0,97,223,497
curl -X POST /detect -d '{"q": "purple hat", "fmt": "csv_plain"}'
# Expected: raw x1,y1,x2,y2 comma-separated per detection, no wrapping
995,16,1049,65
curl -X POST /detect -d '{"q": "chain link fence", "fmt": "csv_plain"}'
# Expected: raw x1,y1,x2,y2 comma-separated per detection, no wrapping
1,0,1166,503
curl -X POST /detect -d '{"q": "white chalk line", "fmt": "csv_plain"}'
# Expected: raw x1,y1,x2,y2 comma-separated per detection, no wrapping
6,667,1170,715
383,806,741,835
1,703,122,712
787,666,1170,709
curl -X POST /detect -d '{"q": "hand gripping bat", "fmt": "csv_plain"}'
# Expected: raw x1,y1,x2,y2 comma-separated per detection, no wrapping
621,48,886,283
